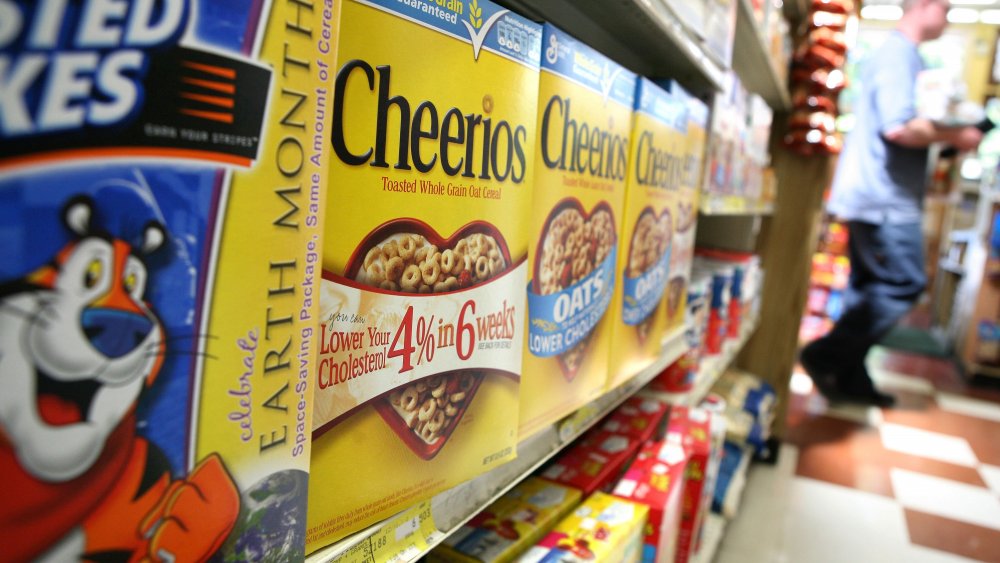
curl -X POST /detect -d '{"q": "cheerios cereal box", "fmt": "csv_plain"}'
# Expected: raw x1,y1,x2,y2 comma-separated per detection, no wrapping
519,25,636,438
606,78,688,389
658,81,706,334
308,0,541,550
0,1,336,561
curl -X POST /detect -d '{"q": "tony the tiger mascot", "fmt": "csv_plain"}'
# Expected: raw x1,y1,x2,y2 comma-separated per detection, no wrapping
0,194,239,562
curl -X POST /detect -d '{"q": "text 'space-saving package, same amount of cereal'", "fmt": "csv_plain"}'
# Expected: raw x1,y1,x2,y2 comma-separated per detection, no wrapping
607,78,689,389
0,1,336,561
309,0,542,550
519,24,636,438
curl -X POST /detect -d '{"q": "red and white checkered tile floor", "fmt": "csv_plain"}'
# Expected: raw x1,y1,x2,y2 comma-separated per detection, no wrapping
716,346,1000,563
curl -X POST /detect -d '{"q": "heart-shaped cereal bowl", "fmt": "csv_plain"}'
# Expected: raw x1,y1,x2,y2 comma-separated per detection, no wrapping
626,207,672,343
373,370,485,460
345,219,512,459
533,198,617,381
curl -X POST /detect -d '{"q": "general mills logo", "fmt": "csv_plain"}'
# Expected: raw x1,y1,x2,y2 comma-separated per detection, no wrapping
545,32,560,65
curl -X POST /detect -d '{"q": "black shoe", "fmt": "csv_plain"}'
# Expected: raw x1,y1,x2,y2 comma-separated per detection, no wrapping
833,389,896,408
799,344,846,400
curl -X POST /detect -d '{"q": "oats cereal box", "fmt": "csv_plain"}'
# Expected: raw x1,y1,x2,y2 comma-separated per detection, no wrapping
0,1,336,560
429,477,582,563
308,0,541,550
520,25,636,438
606,78,688,389
517,492,649,563
658,81,705,334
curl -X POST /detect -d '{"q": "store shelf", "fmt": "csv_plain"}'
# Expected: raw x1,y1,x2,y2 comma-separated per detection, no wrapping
699,196,775,216
307,328,689,563
497,0,724,93
648,311,761,407
939,259,966,276
732,0,791,111
694,512,728,563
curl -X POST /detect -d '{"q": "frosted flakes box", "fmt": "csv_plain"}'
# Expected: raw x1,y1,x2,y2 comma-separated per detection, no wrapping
0,1,336,561
520,24,636,438
607,78,688,389
308,0,541,550
429,477,582,563
516,492,648,563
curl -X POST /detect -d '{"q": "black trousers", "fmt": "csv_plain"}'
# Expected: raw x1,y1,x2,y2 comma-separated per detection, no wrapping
803,221,927,395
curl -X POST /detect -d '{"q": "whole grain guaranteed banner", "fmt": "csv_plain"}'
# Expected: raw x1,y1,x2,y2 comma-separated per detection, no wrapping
0,1,337,560
308,0,541,550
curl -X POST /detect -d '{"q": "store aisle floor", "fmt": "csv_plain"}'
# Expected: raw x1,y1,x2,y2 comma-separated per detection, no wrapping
717,346,1000,563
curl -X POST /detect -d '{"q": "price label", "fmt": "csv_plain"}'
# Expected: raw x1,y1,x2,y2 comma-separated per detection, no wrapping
334,501,437,563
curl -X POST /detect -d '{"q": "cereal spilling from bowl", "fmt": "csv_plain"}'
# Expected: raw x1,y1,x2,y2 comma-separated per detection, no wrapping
359,233,506,293
388,373,479,444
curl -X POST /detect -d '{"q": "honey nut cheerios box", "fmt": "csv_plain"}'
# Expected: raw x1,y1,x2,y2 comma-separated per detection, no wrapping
606,78,689,389
519,24,637,439
308,0,541,550
657,80,706,335
0,1,337,561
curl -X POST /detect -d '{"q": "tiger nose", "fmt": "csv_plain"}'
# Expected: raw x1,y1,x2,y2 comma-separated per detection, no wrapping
81,308,154,358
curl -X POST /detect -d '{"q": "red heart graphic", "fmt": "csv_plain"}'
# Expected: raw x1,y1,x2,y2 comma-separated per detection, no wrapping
345,219,512,459
532,198,617,381
626,206,672,344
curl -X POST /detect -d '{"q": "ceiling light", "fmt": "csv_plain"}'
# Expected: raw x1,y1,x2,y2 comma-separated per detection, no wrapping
981,9,1000,23
860,5,903,20
948,8,980,22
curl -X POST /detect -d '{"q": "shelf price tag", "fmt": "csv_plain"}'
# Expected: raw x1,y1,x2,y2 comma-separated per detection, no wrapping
334,501,437,563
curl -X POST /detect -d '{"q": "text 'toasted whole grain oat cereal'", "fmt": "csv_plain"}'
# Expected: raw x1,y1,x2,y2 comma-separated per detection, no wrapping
518,24,636,439
0,1,338,560
607,78,689,389
308,0,541,550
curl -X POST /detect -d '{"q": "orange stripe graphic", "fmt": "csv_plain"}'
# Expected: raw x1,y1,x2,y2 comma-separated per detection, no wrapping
182,77,236,94
180,109,234,123
0,148,251,170
181,92,235,108
182,60,237,80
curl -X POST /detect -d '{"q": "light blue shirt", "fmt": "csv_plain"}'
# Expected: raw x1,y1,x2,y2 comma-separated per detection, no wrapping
827,31,929,224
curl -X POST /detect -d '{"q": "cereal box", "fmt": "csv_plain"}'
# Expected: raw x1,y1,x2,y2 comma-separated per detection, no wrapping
598,396,670,444
607,78,688,388
308,0,541,550
520,24,636,438
540,431,643,497
516,492,649,563
613,436,689,563
657,81,704,334
0,1,336,560
669,406,725,563
429,477,582,563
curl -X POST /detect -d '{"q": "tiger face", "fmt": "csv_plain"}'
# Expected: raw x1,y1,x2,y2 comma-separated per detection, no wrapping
0,197,167,482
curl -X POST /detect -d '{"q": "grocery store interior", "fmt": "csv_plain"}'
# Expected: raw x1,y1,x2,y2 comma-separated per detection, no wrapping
15,0,1000,561
344,0,1000,561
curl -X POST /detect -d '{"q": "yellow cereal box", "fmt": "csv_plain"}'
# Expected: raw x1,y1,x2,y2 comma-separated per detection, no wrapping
519,25,637,438
659,81,706,333
0,1,336,560
308,0,542,550
429,477,582,563
517,492,649,563
606,78,688,389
